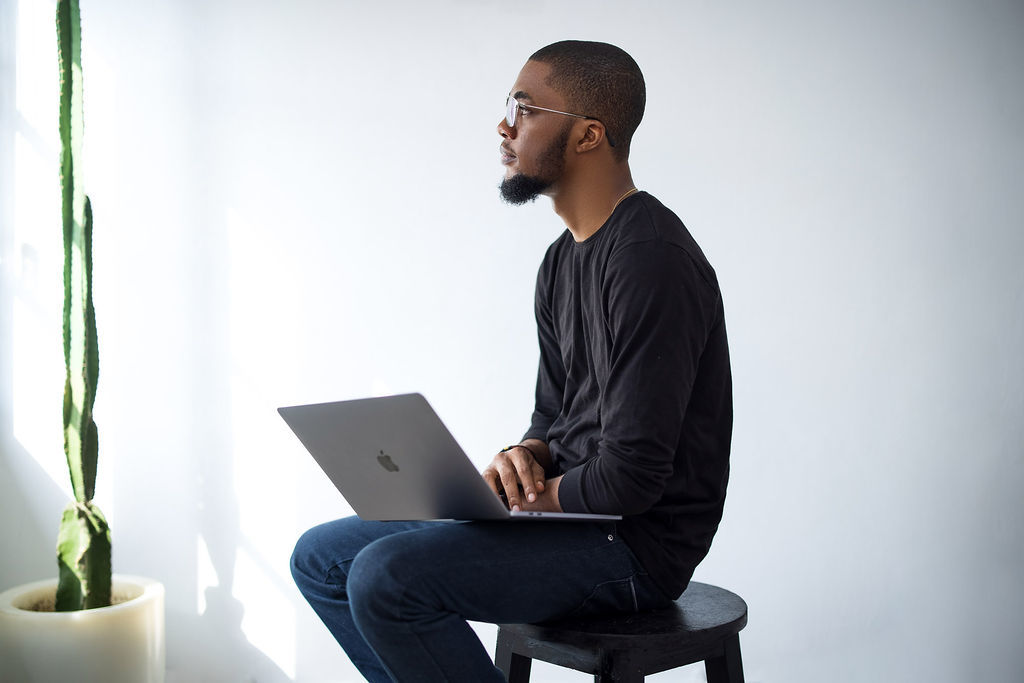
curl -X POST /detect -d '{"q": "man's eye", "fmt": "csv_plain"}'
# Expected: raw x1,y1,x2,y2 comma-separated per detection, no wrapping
517,106,531,116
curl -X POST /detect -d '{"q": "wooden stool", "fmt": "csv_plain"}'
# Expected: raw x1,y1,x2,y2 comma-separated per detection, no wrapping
495,581,747,682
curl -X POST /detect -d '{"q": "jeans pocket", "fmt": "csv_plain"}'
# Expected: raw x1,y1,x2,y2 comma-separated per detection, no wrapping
565,576,639,619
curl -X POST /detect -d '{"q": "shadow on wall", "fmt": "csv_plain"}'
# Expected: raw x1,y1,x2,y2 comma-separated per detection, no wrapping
165,588,291,683
160,376,290,682
160,445,290,681
0,442,69,586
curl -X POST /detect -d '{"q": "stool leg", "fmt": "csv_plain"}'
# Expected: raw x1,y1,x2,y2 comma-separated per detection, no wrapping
597,650,643,683
705,634,744,683
495,630,533,683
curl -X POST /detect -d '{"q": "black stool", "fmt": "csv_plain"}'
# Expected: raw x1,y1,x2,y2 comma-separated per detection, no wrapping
495,581,747,682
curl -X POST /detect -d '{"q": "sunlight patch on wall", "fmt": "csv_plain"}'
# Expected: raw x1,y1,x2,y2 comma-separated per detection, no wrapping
12,119,69,497
15,0,57,139
225,206,301,678
235,544,296,678
195,534,218,615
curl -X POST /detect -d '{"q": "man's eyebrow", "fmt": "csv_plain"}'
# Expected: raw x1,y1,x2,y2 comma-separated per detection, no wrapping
510,90,534,102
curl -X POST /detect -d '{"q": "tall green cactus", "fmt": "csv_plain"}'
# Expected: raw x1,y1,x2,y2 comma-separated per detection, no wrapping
56,0,111,612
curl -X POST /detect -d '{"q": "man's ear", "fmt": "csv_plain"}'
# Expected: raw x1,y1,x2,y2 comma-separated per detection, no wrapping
573,120,607,154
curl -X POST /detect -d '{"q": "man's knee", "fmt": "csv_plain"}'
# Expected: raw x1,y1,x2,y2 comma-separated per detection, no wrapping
290,520,358,592
348,537,420,628
290,525,325,591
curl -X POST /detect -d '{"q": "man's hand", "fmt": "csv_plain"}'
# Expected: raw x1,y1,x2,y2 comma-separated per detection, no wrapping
482,443,559,512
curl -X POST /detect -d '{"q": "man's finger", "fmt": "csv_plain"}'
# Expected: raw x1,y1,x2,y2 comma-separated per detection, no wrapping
534,461,546,494
511,452,541,503
499,467,522,509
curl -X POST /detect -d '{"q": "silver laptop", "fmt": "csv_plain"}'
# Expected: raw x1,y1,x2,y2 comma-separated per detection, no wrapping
278,393,620,522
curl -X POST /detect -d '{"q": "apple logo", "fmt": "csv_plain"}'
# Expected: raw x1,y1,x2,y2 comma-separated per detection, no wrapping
377,450,400,473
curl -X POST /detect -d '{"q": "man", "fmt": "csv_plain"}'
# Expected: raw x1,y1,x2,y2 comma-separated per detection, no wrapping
291,40,732,682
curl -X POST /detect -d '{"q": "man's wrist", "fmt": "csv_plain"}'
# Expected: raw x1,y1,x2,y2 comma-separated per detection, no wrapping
501,443,538,460
518,438,553,471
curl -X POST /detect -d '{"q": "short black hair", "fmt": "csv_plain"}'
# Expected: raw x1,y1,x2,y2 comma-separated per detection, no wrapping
529,40,645,160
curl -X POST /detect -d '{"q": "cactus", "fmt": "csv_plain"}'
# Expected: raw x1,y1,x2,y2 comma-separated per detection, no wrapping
55,0,111,612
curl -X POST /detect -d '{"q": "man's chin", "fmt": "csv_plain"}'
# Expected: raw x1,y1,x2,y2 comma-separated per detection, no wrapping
499,173,550,205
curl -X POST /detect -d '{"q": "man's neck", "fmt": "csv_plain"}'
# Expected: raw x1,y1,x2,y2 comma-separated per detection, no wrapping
550,165,637,242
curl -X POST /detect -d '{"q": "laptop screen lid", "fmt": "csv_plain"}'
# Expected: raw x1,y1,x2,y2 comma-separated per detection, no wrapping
278,393,619,522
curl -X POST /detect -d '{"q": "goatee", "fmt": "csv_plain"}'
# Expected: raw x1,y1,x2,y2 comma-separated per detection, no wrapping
499,174,551,205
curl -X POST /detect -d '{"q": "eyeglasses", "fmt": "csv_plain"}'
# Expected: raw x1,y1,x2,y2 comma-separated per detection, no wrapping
505,96,616,147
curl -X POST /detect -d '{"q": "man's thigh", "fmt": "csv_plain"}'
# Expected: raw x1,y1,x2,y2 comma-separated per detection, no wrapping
350,519,658,624
293,517,439,583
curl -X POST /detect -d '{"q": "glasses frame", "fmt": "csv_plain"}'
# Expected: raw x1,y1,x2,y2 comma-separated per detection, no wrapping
505,97,616,147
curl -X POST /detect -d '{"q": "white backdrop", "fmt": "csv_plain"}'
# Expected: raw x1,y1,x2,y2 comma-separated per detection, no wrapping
2,1,1022,681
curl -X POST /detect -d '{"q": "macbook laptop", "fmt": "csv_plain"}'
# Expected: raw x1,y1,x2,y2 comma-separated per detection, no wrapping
278,393,620,522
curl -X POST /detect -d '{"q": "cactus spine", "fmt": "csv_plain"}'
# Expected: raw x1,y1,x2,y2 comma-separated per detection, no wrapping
56,0,111,611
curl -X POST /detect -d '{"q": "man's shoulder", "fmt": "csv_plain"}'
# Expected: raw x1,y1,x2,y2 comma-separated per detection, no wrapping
613,192,692,247
608,192,719,290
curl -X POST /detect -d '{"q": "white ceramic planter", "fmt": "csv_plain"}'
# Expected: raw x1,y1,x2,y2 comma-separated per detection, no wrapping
0,574,165,683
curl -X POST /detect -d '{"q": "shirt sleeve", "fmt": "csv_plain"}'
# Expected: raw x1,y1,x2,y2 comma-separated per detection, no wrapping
557,238,722,515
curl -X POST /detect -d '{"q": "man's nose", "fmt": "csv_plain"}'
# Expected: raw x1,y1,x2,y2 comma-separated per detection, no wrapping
497,117,515,139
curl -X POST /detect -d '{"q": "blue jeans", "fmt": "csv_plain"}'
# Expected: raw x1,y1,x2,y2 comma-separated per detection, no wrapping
290,516,669,682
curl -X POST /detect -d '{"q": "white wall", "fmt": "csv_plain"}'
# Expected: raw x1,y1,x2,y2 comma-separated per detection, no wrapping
2,0,1022,681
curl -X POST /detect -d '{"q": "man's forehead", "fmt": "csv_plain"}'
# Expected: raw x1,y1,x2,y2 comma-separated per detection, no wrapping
509,60,559,103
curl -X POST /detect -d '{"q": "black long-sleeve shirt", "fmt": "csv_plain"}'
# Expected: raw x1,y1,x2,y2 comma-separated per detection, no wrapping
523,191,733,599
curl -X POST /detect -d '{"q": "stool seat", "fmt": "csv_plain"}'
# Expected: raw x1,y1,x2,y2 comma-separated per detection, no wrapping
495,581,747,682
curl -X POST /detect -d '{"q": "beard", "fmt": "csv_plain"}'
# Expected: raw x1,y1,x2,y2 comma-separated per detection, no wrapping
498,174,551,205
499,125,571,205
